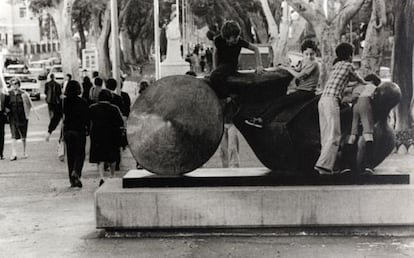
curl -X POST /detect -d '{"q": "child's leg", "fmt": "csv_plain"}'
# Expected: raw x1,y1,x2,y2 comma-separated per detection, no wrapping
315,97,341,173
210,64,236,99
227,124,240,168
359,98,375,172
219,125,229,168
340,103,361,173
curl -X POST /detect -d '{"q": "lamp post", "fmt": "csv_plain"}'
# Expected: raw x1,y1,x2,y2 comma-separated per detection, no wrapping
153,0,161,79
110,0,121,93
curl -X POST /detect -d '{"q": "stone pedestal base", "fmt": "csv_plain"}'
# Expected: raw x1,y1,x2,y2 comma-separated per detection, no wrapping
160,61,190,78
95,169,414,230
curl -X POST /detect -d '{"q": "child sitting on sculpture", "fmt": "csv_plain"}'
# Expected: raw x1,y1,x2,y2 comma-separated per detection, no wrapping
210,20,264,101
341,73,381,174
245,39,320,128
314,42,366,175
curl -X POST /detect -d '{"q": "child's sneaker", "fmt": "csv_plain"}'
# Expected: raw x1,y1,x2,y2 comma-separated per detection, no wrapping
339,168,351,174
245,117,263,128
314,166,333,175
362,167,374,175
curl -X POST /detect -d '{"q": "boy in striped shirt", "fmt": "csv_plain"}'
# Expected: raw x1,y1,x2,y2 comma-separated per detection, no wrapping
315,43,366,175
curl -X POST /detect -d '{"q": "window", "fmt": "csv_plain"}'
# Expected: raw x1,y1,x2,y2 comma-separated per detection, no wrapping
19,7,26,18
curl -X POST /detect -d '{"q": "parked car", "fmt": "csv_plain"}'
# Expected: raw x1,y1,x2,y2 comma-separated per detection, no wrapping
28,60,49,80
48,65,64,84
48,57,61,65
20,76,41,100
3,64,31,86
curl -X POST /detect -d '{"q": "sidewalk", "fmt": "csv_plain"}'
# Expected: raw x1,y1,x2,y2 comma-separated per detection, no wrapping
1,125,414,257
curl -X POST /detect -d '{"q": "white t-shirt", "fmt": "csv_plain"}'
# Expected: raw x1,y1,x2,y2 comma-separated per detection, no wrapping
352,83,376,98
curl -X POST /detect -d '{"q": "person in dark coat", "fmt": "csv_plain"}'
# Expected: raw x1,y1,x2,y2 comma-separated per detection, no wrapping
89,89,124,186
63,80,90,188
106,78,126,117
0,77,8,160
120,82,131,118
105,78,127,171
44,73,63,141
81,76,93,105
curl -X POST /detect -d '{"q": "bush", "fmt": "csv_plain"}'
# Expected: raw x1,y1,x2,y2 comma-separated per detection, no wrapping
395,129,414,148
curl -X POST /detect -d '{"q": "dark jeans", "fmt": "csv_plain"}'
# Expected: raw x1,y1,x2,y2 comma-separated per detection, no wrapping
259,90,315,123
48,103,62,134
64,130,86,180
210,64,237,99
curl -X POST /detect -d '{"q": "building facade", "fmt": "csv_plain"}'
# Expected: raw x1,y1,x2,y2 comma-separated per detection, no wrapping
0,0,59,62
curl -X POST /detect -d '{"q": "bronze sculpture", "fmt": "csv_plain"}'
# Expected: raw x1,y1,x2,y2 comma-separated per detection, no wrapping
127,70,401,176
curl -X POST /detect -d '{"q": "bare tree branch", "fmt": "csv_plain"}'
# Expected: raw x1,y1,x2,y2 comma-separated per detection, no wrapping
285,0,325,27
334,0,366,34
119,0,133,24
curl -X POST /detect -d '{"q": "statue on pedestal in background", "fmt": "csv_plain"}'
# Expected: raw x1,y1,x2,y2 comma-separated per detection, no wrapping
160,4,190,77
164,8,181,63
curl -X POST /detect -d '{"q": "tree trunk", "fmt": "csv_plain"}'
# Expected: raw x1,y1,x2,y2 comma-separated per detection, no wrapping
134,39,144,63
97,6,112,78
392,0,414,131
286,0,366,87
49,0,80,80
77,22,87,60
260,0,289,66
273,1,290,65
248,11,268,43
360,0,387,77
120,30,135,64
314,23,340,87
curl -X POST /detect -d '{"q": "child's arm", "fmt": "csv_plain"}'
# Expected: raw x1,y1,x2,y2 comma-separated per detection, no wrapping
246,43,264,74
349,65,366,84
212,46,219,70
281,62,316,80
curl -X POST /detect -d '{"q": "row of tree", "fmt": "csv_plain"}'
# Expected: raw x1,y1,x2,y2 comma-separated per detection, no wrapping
28,0,414,130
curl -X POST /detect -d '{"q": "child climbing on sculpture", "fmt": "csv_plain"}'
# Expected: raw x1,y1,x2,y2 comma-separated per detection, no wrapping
245,39,320,128
315,42,366,175
210,20,264,100
341,73,381,175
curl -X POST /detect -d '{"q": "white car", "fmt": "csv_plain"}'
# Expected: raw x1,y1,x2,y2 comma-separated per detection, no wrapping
19,76,41,100
3,64,31,86
28,60,50,80
48,65,64,84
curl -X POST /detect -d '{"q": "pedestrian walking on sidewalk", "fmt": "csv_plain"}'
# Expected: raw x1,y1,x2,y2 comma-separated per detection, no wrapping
6,77,39,160
63,80,90,188
89,90,124,186
44,73,63,141
0,76,8,160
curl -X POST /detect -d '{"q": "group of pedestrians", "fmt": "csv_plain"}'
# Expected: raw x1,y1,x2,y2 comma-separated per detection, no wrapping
59,73,131,187
52,74,131,188
185,44,213,75
0,69,133,188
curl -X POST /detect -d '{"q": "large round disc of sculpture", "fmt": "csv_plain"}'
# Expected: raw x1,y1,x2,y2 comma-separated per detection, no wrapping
127,75,223,175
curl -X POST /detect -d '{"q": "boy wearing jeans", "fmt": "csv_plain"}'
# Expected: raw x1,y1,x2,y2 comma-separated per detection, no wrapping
315,43,366,175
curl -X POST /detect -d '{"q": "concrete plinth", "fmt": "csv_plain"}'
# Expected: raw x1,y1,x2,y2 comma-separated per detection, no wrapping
95,169,414,230
160,61,190,78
